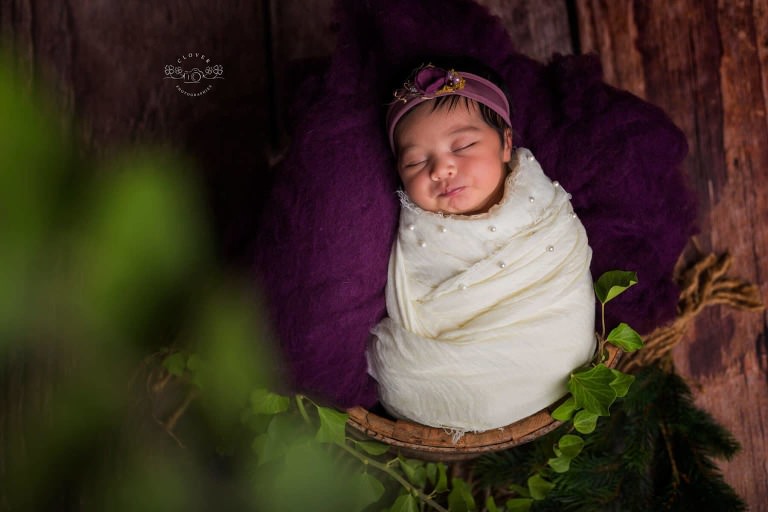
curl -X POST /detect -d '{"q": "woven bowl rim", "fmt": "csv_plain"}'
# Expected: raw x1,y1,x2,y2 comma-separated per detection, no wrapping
346,345,621,459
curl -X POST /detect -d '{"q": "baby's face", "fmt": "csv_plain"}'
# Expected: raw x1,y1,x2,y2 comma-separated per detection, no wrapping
394,101,512,215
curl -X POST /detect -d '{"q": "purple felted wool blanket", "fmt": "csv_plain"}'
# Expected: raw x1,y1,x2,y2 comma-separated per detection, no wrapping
253,0,697,409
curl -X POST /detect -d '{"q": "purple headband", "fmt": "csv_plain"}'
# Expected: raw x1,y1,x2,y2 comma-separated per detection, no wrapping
386,64,512,151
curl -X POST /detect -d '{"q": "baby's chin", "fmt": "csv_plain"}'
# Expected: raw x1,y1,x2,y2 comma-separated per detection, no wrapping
424,202,487,216
435,196,494,216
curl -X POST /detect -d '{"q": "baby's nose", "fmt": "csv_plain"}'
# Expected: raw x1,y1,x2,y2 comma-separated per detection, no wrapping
430,158,456,181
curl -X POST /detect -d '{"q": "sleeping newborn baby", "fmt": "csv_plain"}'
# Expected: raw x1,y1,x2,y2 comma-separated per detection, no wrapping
367,64,595,432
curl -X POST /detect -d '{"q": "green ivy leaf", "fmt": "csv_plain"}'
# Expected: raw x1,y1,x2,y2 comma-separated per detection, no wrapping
354,440,390,456
485,495,500,512
435,462,449,493
448,478,476,511
267,413,306,441
413,467,427,489
508,484,530,498
191,370,206,390
547,435,585,473
353,472,386,509
315,406,348,445
547,455,571,473
609,369,635,398
186,353,202,371
162,352,186,377
249,388,290,416
252,431,292,466
558,434,585,458
527,474,555,500
251,433,271,464
573,410,599,434
389,494,418,512
253,414,308,465
569,364,617,416
426,462,437,486
506,498,533,512
551,396,578,421
398,457,426,488
606,322,644,352
594,271,638,304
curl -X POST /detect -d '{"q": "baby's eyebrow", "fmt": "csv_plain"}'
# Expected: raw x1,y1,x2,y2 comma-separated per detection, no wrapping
397,144,421,155
445,125,482,136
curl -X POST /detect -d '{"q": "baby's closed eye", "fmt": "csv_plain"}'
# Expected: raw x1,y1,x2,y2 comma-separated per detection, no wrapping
452,141,477,152
403,159,427,169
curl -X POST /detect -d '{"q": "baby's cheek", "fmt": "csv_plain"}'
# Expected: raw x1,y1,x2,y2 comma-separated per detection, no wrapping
404,177,423,195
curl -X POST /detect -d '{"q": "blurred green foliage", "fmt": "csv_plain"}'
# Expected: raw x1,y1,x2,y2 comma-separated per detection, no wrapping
0,53,370,511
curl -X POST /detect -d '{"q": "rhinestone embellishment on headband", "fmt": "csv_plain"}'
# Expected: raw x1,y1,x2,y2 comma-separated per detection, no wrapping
393,64,466,104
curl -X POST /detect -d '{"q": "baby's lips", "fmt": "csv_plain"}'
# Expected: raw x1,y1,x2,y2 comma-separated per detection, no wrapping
441,186,465,197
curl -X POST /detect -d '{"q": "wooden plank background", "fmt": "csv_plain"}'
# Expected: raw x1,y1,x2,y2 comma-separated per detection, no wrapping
1,0,765,508
575,1,768,506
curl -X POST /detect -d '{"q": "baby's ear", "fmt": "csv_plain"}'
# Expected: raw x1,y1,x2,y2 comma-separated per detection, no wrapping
502,127,513,162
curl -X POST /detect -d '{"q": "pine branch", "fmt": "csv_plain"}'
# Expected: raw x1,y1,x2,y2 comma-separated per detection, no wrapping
470,363,747,511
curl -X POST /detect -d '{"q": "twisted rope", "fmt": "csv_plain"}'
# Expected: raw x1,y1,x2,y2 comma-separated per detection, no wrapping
619,251,764,372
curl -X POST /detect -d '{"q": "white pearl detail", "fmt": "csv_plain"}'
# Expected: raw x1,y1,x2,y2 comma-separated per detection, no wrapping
553,181,560,188
567,193,572,200
458,283,468,291
418,240,427,248
570,212,577,219
439,226,447,233
547,245,554,252
499,262,506,269
529,196,535,203
488,226,497,232
526,153,535,161
407,224,416,231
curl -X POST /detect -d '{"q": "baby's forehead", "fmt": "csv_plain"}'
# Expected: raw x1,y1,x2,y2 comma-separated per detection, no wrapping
423,96,482,116
394,98,484,141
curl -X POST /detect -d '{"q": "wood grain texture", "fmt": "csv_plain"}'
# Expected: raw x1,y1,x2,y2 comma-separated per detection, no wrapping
0,0,269,263
2,1,266,144
266,0,336,154
270,0,337,62
264,0,574,78
576,0,768,508
477,0,574,59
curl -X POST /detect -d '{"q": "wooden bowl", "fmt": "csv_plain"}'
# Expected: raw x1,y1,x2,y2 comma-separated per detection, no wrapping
347,345,621,461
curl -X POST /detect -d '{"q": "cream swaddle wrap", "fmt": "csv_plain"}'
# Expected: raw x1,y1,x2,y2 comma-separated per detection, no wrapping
368,148,595,432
